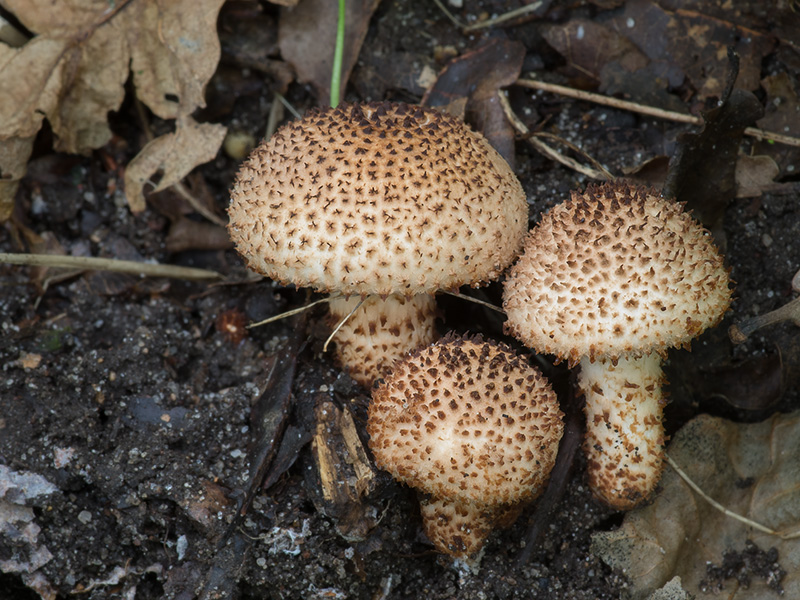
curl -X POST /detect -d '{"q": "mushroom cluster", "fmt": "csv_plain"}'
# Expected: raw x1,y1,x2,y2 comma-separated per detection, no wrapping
503,181,732,509
367,333,564,561
228,102,528,386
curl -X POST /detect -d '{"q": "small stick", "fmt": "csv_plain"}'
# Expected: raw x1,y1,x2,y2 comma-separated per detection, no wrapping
264,94,285,142
666,454,800,539
274,92,303,121
498,91,612,180
0,252,223,281
173,181,227,227
433,0,544,32
729,295,800,343
516,77,800,148
531,130,614,180
323,297,365,352
247,295,341,329
440,290,506,314
431,0,466,29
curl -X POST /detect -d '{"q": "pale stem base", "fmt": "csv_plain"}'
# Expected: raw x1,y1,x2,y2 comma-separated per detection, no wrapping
578,353,666,510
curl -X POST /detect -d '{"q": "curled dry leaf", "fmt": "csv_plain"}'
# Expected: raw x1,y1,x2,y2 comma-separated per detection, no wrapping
591,411,800,600
0,0,226,216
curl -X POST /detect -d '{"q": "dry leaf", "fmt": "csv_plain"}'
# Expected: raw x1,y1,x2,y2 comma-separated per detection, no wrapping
0,0,226,215
735,155,781,198
422,39,526,168
592,411,800,600
0,135,34,220
608,2,774,100
123,115,226,213
540,18,648,81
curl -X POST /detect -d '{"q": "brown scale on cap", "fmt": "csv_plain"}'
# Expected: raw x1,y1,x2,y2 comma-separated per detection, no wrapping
228,102,527,387
367,333,563,561
503,181,732,509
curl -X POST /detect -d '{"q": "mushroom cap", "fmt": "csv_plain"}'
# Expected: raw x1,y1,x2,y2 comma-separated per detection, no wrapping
228,102,528,297
367,333,564,508
503,182,732,364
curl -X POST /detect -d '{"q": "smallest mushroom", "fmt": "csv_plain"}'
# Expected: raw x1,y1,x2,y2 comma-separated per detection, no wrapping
367,333,564,563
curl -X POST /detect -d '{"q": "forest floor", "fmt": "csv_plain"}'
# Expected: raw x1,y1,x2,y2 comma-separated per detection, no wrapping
1,1,799,599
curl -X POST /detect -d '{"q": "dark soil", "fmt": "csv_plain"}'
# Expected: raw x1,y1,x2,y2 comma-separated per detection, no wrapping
2,1,799,599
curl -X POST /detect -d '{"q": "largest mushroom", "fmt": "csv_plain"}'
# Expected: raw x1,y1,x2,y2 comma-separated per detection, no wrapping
228,102,527,386
503,181,732,509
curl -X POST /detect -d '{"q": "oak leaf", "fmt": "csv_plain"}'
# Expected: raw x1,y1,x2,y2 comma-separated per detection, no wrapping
592,411,800,599
0,0,226,217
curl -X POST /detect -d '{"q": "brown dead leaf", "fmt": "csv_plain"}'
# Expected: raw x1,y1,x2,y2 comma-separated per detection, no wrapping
735,155,781,198
123,115,226,213
0,0,226,216
540,18,648,82
591,411,800,599
423,39,525,168
0,135,34,221
607,1,774,101
755,72,800,176
664,88,764,229
278,0,381,103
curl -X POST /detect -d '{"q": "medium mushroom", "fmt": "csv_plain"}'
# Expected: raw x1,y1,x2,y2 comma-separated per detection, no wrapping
228,102,527,387
503,181,732,509
367,333,564,562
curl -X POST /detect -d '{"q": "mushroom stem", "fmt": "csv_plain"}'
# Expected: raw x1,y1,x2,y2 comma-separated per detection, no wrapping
578,353,666,510
327,294,439,387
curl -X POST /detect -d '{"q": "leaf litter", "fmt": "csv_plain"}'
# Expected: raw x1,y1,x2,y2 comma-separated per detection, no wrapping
592,411,800,599
0,0,227,217
1,0,800,598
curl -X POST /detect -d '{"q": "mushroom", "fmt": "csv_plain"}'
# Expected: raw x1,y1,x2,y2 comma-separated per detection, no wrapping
367,332,564,562
228,102,528,387
503,181,732,509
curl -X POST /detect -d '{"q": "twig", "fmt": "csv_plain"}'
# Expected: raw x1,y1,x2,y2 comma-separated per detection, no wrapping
729,294,800,343
173,181,227,227
666,454,800,540
431,0,467,29
463,2,544,32
247,295,341,329
0,252,223,281
265,93,285,141
531,130,614,179
274,92,303,121
498,91,612,180
323,297,365,352
516,77,800,148
440,290,506,314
